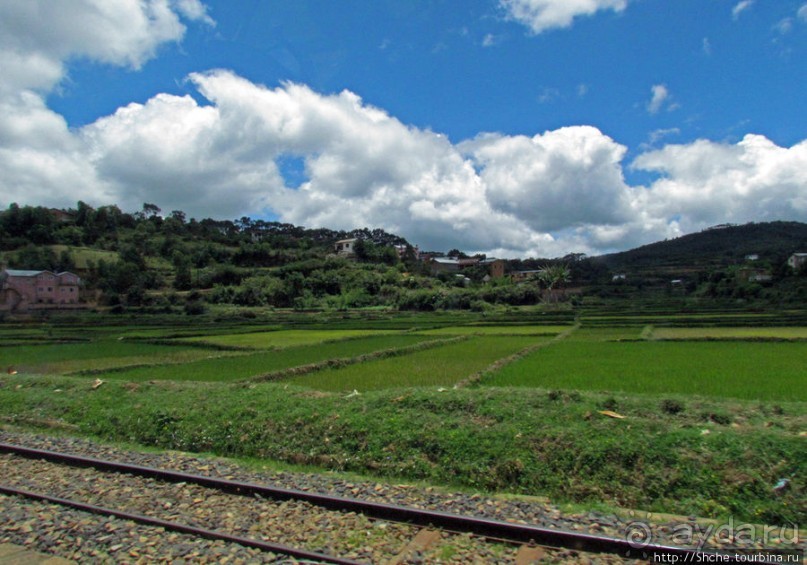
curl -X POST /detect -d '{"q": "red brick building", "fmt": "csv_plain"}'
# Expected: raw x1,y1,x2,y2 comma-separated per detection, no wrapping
0,269,83,311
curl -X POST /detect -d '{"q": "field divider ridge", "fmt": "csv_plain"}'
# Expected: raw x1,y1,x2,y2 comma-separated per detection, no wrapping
248,335,470,383
455,323,580,388
64,352,252,377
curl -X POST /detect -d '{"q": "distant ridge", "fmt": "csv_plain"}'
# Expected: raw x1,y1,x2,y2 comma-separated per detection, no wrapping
596,221,807,272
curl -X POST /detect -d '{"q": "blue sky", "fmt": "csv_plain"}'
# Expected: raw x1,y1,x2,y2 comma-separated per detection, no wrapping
1,0,806,257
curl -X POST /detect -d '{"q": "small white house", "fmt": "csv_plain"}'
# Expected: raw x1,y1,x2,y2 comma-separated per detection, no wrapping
788,253,807,271
334,238,358,257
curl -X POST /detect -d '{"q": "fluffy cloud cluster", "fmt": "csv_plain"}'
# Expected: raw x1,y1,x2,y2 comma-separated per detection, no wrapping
1,0,807,258
462,127,633,232
0,0,211,92
0,0,214,214
633,135,807,232
499,0,628,34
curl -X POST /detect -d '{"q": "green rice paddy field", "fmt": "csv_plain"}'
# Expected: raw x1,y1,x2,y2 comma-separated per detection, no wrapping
86,334,440,382
184,329,402,349
301,335,546,391
2,320,805,399
1,339,229,375
1,313,804,524
485,340,806,400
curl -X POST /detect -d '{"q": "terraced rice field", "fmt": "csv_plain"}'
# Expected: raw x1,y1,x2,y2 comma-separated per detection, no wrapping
1,311,804,527
4,315,806,400
1,340,223,375
183,329,402,349
650,326,807,339
417,325,570,336
92,335,440,382
299,336,546,391
484,339,807,400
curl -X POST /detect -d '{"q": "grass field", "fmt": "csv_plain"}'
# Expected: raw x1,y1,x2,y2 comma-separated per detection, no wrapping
0,372,802,524
300,336,546,391
484,340,807,401
46,245,119,269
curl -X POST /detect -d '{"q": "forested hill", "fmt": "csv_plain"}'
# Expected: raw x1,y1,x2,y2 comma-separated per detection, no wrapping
596,222,807,273
2,203,807,312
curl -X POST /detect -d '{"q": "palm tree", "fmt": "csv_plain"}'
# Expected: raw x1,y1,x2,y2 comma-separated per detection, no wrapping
538,263,571,302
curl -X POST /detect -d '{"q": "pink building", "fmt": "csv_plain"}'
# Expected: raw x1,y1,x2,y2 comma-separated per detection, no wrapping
0,269,82,311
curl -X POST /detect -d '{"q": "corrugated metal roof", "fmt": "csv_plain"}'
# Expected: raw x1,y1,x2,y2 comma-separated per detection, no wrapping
3,269,48,277
2,270,78,279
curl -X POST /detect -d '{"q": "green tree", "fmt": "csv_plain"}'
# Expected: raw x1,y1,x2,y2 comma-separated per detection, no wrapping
172,251,193,291
539,263,571,303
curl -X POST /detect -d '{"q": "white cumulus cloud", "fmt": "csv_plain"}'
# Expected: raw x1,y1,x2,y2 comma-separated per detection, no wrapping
0,0,192,93
1,0,807,259
0,0,205,209
500,0,628,34
173,0,216,26
185,71,542,252
633,135,807,232
461,126,634,232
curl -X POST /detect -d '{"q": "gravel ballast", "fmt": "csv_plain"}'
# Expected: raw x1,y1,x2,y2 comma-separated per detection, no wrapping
0,429,800,564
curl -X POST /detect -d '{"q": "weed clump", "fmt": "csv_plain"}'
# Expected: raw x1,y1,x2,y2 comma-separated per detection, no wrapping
701,411,732,425
547,390,581,403
599,396,619,411
660,398,685,415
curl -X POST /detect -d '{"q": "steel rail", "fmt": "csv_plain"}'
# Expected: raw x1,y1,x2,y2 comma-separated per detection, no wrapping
0,483,361,565
0,442,787,564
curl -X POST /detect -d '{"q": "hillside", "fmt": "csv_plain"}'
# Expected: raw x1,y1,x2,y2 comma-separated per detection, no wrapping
2,203,807,313
595,221,807,273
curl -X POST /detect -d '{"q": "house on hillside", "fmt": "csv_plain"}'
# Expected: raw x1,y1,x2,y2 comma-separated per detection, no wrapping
394,244,420,260
49,209,75,224
0,269,84,312
487,259,505,279
511,270,543,283
334,238,358,258
428,257,505,280
788,253,807,271
429,257,472,274
737,268,772,283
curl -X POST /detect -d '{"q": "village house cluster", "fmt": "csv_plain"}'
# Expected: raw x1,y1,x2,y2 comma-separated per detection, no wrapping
1,226,804,313
334,238,506,283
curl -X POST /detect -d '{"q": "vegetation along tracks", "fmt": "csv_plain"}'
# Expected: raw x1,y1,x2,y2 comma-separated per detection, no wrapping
0,441,785,564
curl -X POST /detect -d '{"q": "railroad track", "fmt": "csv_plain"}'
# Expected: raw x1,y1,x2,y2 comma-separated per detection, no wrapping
0,442,789,564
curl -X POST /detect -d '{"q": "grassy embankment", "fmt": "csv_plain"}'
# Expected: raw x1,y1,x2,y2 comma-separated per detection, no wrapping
0,373,802,525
